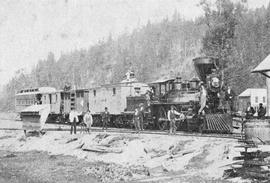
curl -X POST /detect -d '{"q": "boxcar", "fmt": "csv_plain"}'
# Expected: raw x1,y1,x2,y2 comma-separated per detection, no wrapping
88,71,150,127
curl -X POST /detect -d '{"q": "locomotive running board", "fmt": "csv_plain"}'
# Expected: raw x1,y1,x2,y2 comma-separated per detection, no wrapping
203,114,233,134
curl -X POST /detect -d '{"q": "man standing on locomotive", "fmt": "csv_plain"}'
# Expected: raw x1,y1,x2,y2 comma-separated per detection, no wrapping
198,82,207,115
225,85,235,112
102,107,110,131
167,105,182,135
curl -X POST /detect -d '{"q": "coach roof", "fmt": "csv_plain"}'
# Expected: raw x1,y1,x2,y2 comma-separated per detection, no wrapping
16,87,57,96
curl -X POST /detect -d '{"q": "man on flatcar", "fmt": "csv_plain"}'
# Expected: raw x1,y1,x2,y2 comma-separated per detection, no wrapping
257,103,266,119
245,102,255,119
167,105,182,135
102,107,110,131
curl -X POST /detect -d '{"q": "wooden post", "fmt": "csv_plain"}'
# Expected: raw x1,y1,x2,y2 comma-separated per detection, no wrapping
267,71,270,116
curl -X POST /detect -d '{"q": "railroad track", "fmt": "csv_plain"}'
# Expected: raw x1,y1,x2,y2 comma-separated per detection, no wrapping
0,125,241,140
0,116,242,139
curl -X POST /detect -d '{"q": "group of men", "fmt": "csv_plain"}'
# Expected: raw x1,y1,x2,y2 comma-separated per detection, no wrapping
198,82,236,115
245,102,266,119
69,107,110,134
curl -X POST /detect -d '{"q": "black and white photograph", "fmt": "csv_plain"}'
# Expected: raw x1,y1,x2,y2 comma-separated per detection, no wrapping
0,0,270,182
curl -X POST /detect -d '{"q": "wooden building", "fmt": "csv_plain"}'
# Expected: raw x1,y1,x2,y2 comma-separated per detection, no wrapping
238,88,267,112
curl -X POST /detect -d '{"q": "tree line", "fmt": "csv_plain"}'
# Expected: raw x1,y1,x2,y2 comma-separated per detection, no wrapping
1,0,269,111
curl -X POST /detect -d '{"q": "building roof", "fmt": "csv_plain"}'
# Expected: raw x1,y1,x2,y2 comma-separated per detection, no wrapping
252,54,270,77
239,88,266,97
149,78,175,84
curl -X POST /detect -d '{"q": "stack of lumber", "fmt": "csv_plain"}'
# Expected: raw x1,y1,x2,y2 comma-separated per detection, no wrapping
224,137,270,181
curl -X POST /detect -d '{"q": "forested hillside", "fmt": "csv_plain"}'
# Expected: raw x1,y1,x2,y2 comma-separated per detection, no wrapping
1,0,270,111
1,12,205,111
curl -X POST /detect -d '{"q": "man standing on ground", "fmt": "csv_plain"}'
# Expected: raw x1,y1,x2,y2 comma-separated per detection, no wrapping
167,106,182,135
102,107,110,131
83,110,93,133
133,108,141,133
69,108,80,134
139,104,145,131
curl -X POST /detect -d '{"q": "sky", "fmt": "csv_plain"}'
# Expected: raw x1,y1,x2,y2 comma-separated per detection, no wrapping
0,0,269,85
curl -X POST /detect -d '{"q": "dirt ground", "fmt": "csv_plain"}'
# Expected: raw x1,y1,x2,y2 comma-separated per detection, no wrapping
0,119,252,183
0,150,238,183
0,150,99,183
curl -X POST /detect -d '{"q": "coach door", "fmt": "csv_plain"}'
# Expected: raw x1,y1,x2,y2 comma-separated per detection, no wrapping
49,93,61,113
62,92,71,113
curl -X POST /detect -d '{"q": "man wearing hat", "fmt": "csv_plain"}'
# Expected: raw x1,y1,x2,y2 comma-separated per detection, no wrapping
167,105,182,135
257,103,266,119
102,107,110,131
139,103,145,131
133,107,141,133
225,85,235,112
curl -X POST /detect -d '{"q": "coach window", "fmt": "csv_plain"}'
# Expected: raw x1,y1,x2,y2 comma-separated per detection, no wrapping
113,88,116,95
263,96,266,103
93,90,96,97
255,96,258,103
134,87,140,95
52,94,57,104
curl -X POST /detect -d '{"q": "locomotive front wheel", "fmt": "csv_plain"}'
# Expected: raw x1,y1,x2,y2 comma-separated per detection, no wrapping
157,106,169,131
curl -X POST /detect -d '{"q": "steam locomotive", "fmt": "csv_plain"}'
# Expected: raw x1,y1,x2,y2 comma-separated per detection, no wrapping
16,56,232,133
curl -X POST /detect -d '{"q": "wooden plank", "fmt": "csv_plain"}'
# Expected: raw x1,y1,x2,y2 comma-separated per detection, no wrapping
82,145,122,153
240,151,270,158
233,156,245,160
234,145,258,148
238,139,256,144
244,171,270,179
244,160,270,166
